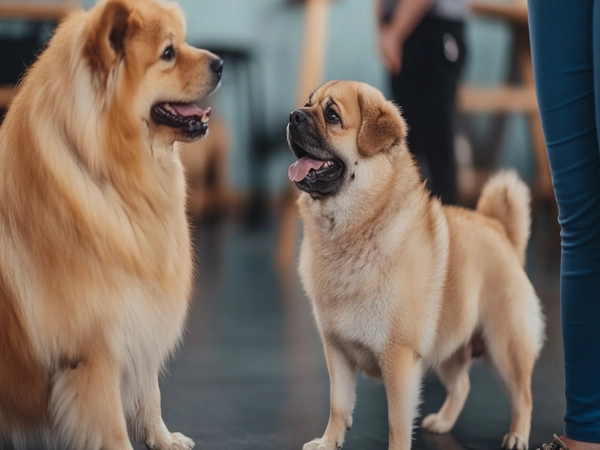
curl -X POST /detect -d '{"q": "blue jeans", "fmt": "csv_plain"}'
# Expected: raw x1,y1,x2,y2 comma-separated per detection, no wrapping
529,0,600,442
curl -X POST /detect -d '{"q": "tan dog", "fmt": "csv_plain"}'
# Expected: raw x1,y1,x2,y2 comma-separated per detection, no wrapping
0,0,221,448
287,81,545,450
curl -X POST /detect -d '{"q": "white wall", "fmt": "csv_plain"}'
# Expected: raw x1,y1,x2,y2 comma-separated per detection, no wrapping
13,0,533,189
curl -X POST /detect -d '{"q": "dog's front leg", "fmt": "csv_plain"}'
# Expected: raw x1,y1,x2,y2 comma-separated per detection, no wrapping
303,338,356,450
51,348,133,450
382,346,423,450
136,375,195,450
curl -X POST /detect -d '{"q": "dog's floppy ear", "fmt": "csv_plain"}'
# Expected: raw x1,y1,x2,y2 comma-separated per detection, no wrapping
84,0,135,74
356,85,406,157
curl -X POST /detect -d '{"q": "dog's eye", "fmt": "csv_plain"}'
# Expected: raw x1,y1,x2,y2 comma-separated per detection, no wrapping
325,108,339,124
161,45,176,61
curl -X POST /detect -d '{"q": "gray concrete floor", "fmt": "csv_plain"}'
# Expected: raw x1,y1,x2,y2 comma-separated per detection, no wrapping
2,207,565,450
155,207,564,450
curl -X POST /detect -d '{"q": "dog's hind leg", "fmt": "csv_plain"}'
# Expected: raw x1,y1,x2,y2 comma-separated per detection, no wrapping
485,329,536,450
51,348,133,450
133,375,194,450
421,345,472,434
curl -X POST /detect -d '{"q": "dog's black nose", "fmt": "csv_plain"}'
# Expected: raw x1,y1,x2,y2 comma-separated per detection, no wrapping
210,58,224,78
290,110,307,124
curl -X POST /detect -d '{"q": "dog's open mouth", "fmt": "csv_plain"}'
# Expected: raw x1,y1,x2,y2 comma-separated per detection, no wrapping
151,102,211,138
288,140,344,183
287,140,345,198
288,156,342,183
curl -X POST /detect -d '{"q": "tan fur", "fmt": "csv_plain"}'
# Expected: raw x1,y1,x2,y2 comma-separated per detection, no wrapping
0,0,220,448
292,81,545,450
477,170,532,266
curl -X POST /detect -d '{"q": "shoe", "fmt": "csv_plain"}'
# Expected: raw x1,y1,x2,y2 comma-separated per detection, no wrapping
539,435,569,450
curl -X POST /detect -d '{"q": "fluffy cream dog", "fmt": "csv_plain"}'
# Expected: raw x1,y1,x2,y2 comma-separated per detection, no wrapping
287,81,545,450
0,0,221,448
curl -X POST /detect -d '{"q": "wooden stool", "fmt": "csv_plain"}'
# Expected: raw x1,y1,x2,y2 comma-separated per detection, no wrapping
458,0,553,201
275,0,332,269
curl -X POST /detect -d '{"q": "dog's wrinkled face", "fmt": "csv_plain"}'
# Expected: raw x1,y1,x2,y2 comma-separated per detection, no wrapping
84,0,222,145
287,81,406,198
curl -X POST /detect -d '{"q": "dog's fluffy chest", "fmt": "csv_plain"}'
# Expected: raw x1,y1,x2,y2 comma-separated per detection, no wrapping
319,300,391,360
300,239,394,356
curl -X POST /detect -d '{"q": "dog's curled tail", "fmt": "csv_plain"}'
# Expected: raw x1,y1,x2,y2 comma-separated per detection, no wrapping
476,170,531,266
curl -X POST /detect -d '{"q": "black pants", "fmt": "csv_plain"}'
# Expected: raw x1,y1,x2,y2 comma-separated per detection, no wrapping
390,14,466,204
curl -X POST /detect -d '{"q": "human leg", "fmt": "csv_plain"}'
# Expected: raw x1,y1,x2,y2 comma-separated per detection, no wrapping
529,0,600,443
390,15,464,204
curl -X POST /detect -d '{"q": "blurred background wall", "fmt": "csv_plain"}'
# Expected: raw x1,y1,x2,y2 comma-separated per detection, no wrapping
159,0,534,194
0,0,534,199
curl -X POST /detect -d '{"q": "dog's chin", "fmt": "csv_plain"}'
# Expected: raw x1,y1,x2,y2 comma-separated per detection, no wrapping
148,124,207,147
174,127,208,143
150,102,211,144
296,172,345,198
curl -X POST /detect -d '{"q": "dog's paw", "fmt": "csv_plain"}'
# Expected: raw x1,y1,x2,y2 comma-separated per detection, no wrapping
421,413,453,434
502,432,528,450
344,415,353,431
302,437,342,450
146,432,195,450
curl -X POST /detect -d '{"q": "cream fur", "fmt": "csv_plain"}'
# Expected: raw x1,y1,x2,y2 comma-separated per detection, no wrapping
293,81,545,450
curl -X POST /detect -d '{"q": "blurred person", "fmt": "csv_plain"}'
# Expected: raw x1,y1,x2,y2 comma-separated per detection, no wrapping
377,0,467,204
529,1,600,450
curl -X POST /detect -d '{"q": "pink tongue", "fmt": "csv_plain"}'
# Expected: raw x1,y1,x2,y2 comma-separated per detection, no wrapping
171,104,210,118
288,156,324,182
